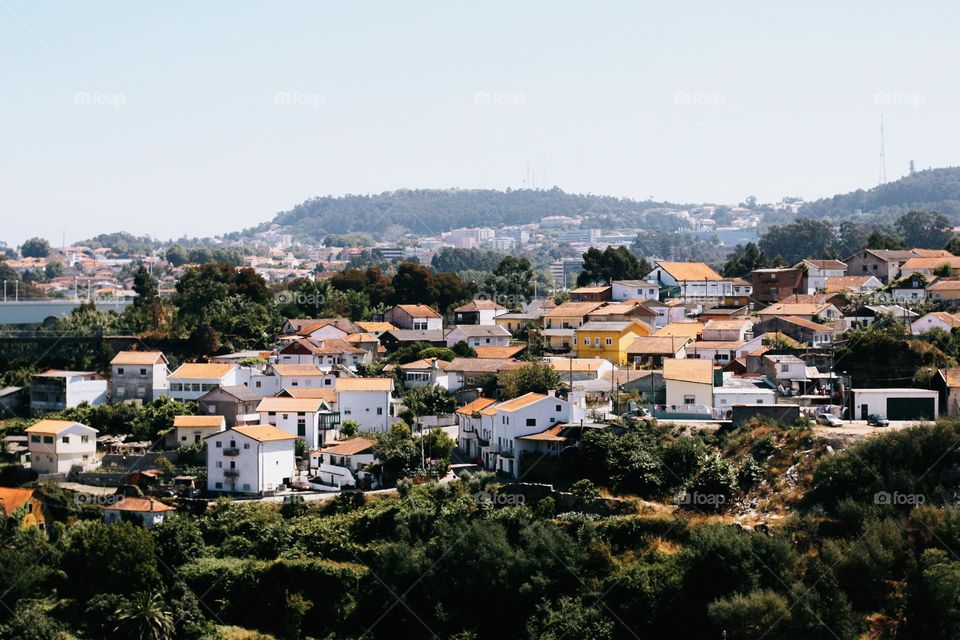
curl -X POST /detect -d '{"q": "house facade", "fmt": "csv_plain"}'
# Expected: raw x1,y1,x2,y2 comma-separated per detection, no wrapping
110,351,169,402
197,385,263,427
384,304,443,331
336,378,394,432
31,370,108,414
167,363,238,401
573,320,652,365
26,419,98,474
257,396,340,449
206,425,296,495
103,497,174,529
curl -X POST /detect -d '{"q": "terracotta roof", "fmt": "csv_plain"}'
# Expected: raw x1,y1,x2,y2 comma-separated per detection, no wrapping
702,319,752,331
204,385,263,402
394,304,442,318
319,437,375,456
587,302,656,317
802,259,847,269
545,358,608,372
455,300,507,312
779,316,837,332
577,320,648,333
653,322,704,338
939,368,960,387
626,336,691,355
111,351,167,366
336,377,393,392
656,261,723,281
687,340,746,351
280,388,337,403
399,358,449,370
272,364,326,377
455,397,497,415
173,415,225,428
0,488,35,515
823,276,878,293
758,302,833,317
257,397,325,412
169,363,235,379
495,392,551,412
356,321,396,332
901,256,960,271
344,332,378,343
544,301,604,318
25,419,84,435
474,345,526,359
105,497,175,513
571,285,611,294
915,312,960,328
663,358,714,384
446,357,517,373
517,425,567,442
230,425,297,442
927,279,960,291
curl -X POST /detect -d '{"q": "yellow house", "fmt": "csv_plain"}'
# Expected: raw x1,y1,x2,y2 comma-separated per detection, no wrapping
574,320,653,365
0,487,46,531
542,302,604,352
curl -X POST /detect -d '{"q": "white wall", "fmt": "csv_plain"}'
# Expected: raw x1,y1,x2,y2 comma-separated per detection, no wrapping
338,390,391,432
207,432,295,493
665,379,713,407
28,423,97,473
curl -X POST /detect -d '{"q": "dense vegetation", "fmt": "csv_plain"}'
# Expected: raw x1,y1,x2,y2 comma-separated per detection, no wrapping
7,418,960,639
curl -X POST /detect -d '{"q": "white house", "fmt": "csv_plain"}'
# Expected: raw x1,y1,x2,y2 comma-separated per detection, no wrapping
31,370,108,413
110,351,169,403
663,359,716,409
701,319,753,342
645,261,726,299
336,377,394,432
713,374,776,409
484,391,571,478
256,396,340,449
398,358,450,389
453,300,509,325
172,415,225,447
799,259,847,294
445,324,512,349
272,363,336,390
206,425,296,495
850,388,939,421
384,304,443,331
455,396,497,461
167,363,238,401
103,497,174,529
310,437,377,489
911,312,960,335
611,280,660,302
25,419,98,474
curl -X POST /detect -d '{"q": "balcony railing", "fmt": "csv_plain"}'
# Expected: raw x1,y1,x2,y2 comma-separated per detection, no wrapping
319,411,341,429
224,469,240,478
223,447,240,456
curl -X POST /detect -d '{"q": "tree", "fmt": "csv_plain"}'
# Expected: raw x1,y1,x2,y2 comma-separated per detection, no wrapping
391,262,439,307
707,590,791,639
20,237,50,258
60,521,161,599
405,385,456,417
577,246,644,286
895,211,952,249
499,362,562,398
945,235,960,256
484,256,535,307
721,242,767,277
759,219,836,264
44,261,64,279
372,423,420,485
132,266,159,308
113,591,176,640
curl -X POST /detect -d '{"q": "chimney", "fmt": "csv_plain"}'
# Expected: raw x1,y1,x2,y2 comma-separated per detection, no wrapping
547,390,556,397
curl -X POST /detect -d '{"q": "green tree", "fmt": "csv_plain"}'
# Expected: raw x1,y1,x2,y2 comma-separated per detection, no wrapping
577,246,644,285
405,385,457,417
759,219,836,264
484,256,535,306
895,210,952,249
113,591,176,640
721,242,767,277
60,521,161,599
20,237,50,258
499,362,562,398
132,266,159,307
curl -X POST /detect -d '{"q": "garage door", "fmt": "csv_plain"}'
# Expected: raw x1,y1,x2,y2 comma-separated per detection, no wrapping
886,397,935,420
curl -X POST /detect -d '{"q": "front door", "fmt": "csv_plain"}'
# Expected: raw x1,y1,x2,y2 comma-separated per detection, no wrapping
860,404,869,420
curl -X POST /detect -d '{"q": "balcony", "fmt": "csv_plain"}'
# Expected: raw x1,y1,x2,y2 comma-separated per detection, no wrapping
319,411,341,429
223,447,240,456
224,469,240,478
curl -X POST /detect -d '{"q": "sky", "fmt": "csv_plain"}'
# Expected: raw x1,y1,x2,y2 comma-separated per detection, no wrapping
2,1,959,247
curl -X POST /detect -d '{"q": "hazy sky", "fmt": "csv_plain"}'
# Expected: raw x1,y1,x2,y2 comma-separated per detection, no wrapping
2,1,959,247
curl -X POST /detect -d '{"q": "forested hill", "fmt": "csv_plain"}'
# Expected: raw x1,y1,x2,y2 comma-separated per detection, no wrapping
798,166,960,222
231,188,681,241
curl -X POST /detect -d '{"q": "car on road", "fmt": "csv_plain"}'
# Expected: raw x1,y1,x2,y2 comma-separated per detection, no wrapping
867,414,890,427
816,413,843,427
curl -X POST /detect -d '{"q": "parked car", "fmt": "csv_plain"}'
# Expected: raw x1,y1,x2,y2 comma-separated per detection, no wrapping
816,413,842,427
867,414,890,427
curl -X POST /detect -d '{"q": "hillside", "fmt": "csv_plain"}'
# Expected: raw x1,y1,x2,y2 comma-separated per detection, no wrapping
231,187,683,242
798,166,960,222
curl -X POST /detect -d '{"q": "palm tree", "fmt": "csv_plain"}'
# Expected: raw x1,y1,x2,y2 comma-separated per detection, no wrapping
113,591,175,640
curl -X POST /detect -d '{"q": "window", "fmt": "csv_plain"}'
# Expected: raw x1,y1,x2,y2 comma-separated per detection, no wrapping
43,436,53,444
30,435,40,443
376,407,383,415
255,381,262,388
216,461,222,468
61,436,69,444
243,483,251,491
117,367,125,375
594,338,600,347
268,411,276,416
683,394,696,404
140,368,147,376
244,443,250,449
215,482,222,489
556,404,562,412
605,338,613,345
282,414,289,420
297,419,306,437
216,441,222,448
525,418,536,427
